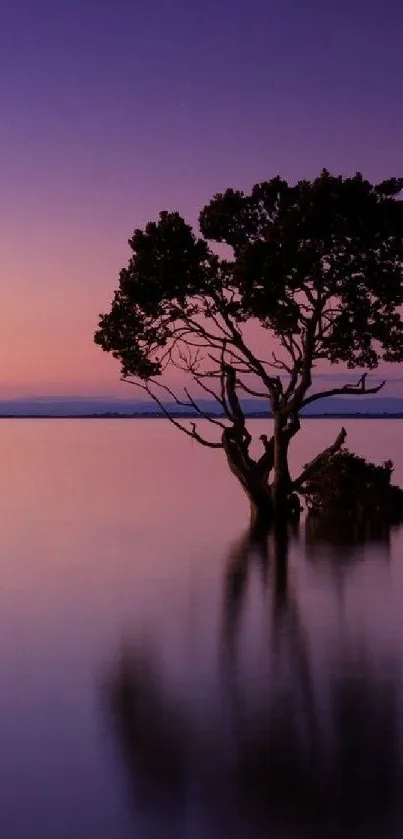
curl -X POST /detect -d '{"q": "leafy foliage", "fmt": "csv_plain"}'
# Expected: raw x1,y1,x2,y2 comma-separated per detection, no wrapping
96,171,403,391
303,449,403,523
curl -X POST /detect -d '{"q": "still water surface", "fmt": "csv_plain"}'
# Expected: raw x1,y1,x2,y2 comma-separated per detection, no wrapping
0,419,403,838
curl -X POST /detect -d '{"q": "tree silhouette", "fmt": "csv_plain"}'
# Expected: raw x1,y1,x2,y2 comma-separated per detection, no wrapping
95,171,403,524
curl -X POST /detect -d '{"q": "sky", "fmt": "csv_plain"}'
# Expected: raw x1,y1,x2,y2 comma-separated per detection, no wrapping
1,0,403,398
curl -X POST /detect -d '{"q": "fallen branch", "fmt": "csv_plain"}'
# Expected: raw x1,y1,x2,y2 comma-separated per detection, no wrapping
293,427,347,492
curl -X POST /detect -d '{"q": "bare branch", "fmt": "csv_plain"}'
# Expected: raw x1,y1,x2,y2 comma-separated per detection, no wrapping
148,377,226,428
121,378,223,449
146,377,190,408
238,378,269,399
282,304,328,413
183,386,226,428
293,427,347,491
284,361,303,401
191,373,231,417
207,290,282,396
204,306,234,340
272,352,293,374
301,376,386,409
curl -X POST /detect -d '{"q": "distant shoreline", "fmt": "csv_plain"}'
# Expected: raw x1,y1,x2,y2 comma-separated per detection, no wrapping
0,413,402,420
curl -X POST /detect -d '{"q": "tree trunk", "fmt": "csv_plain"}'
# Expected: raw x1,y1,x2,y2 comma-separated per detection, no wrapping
272,417,292,521
238,468,274,533
222,416,303,528
249,488,274,533
222,431,274,531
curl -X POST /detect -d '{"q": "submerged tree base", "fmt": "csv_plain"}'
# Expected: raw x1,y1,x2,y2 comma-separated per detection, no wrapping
302,449,403,530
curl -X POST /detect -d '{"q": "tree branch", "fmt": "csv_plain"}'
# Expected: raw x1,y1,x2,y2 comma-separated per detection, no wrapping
283,413,301,443
238,378,270,399
256,434,275,483
300,375,386,409
121,379,223,448
208,289,282,398
192,373,229,414
183,386,226,428
224,365,247,431
293,427,347,492
222,365,253,456
285,318,316,411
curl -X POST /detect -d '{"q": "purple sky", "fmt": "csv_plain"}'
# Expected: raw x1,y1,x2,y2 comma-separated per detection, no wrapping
1,0,402,396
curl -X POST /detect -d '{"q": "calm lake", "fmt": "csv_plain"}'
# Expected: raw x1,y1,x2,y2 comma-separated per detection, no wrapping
1,418,403,839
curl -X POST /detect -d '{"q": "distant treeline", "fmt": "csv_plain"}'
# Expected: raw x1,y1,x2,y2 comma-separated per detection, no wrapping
0,412,402,420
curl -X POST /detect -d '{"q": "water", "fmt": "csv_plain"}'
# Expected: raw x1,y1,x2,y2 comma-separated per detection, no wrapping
0,418,402,838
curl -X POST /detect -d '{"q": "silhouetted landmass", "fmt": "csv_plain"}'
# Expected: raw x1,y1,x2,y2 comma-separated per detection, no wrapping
0,411,403,419
1,395,403,417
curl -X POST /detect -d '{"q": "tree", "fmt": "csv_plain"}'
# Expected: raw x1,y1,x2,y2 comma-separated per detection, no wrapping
94,171,403,526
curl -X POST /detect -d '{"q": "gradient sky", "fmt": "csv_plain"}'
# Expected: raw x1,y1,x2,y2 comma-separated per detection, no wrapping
1,0,403,397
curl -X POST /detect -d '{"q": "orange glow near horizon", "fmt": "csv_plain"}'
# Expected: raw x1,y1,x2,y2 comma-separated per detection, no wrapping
1,225,400,400
0,222,127,397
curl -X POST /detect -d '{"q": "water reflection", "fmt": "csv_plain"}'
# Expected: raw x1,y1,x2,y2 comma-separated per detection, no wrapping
306,513,392,556
103,523,403,839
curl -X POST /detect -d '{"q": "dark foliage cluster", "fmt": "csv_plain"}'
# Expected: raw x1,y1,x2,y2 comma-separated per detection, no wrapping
95,172,403,385
303,449,403,523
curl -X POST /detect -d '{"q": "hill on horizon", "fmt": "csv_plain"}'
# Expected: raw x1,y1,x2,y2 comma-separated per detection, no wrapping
0,395,403,416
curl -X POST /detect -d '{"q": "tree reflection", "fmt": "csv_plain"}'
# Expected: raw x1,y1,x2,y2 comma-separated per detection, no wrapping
305,511,392,557
103,524,403,839
105,648,189,818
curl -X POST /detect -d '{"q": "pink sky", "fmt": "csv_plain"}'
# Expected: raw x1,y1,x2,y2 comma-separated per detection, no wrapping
1,1,402,400
0,220,124,396
1,214,402,401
